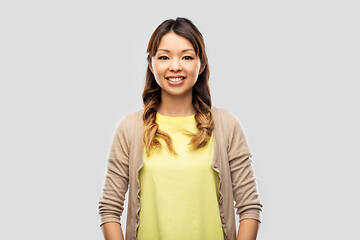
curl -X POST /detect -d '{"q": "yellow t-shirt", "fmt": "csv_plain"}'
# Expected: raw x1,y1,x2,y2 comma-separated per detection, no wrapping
137,112,225,240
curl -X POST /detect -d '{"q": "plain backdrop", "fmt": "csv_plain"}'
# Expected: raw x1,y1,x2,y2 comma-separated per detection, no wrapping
0,0,359,239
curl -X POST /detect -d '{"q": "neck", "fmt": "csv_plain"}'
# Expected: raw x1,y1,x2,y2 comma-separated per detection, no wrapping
157,90,196,117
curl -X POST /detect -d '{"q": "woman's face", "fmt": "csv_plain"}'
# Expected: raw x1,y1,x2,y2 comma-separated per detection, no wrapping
150,31,202,98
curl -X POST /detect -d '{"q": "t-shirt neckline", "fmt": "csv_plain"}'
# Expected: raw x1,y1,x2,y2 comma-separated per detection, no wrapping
156,111,196,123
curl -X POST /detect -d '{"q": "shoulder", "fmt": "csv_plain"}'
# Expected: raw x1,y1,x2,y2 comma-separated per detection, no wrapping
114,108,143,133
123,108,143,122
212,106,248,144
212,105,241,126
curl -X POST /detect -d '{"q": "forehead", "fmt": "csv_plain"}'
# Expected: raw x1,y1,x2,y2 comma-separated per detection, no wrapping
157,32,195,53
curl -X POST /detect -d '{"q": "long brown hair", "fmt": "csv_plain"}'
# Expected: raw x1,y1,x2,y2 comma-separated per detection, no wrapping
142,17,214,157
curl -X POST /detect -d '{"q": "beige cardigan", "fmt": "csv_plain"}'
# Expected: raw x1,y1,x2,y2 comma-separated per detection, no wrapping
98,106,263,240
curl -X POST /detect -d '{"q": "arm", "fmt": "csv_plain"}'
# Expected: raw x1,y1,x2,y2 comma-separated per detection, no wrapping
98,117,130,239
226,111,263,238
236,219,260,240
101,222,125,240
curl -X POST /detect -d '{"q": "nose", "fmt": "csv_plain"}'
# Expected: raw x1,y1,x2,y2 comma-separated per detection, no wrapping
169,59,182,72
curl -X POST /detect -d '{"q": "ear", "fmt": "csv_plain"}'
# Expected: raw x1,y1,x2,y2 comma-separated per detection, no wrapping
199,63,205,75
149,64,153,74
148,60,154,74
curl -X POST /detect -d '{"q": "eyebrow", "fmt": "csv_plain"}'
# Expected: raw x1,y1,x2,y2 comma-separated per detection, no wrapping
157,48,195,53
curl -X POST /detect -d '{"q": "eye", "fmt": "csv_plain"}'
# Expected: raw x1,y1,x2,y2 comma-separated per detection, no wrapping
158,56,168,60
184,56,193,60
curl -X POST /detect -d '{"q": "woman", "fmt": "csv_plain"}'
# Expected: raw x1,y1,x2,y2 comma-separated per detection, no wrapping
98,17,263,240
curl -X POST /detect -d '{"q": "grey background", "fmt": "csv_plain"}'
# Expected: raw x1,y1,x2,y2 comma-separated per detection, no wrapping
1,0,359,239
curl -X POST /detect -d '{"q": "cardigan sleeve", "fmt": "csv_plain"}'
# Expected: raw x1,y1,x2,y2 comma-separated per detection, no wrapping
226,111,263,223
98,116,130,227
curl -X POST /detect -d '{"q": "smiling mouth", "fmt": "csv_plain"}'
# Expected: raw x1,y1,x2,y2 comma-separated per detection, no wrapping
166,77,186,85
166,77,186,82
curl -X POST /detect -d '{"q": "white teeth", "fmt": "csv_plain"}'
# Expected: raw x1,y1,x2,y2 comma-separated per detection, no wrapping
168,77,184,82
